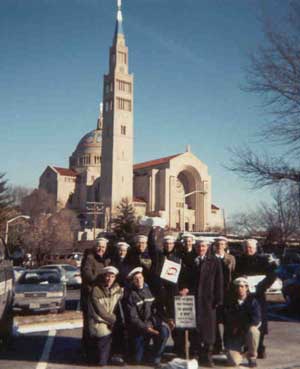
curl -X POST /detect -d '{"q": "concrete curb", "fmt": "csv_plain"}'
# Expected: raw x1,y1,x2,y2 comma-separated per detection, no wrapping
15,319,83,334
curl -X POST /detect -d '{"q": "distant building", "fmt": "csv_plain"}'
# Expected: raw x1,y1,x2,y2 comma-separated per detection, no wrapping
39,0,224,232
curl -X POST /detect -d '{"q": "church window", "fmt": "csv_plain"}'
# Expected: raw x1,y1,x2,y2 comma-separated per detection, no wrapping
117,98,131,112
105,84,110,94
117,79,131,93
121,125,126,135
105,102,109,112
105,99,113,112
118,51,127,64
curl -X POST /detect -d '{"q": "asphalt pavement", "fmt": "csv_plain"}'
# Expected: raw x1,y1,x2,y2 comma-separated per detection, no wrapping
1,290,299,369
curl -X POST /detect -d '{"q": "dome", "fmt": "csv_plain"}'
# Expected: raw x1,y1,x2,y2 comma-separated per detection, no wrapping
69,127,102,171
75,128,102,153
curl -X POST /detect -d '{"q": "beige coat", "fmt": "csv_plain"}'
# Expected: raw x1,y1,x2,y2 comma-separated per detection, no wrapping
88,283,123,338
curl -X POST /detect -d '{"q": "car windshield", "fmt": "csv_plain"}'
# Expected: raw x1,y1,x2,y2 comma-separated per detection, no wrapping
18,271,60,285
62,265,77,272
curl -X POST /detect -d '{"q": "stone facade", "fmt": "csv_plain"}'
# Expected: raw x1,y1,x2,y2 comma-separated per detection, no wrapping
38,1,225,232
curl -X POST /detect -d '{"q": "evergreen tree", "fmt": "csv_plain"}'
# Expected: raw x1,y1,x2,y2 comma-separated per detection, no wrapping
111,198,138,243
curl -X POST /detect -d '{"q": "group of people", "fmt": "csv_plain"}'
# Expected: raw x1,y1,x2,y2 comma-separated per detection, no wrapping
80,228,277,368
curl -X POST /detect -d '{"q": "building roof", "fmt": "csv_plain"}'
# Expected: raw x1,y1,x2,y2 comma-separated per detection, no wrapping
134,154,181,170
211,204,220,210
53,167,78,177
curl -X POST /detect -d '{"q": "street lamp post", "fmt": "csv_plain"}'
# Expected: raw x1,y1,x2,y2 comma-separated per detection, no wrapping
5,215,30,244
85,202,104,240
182,189,207,232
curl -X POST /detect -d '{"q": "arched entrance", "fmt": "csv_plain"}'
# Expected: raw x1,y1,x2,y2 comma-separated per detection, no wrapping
174,166,202,231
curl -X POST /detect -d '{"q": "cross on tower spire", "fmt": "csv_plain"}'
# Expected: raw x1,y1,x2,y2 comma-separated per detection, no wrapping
114,0,124,39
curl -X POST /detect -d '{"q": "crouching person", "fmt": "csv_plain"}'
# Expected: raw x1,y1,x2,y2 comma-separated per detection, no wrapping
125,267,169,367
88,266,123,366
224,277,261,368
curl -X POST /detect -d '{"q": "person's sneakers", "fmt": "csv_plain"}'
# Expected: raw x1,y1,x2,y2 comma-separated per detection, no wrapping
110,355,125,366
248,358,258,367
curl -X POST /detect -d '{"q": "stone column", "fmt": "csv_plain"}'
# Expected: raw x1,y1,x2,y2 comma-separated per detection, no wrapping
169,175,176,229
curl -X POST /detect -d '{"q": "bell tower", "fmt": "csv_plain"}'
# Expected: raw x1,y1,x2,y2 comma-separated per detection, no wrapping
100,0,134,223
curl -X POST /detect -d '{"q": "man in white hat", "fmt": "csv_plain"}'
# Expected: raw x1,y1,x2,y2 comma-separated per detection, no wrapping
112,242,131,286
80,237,112,358
213,236,236,354
88,266,123,366
125,267,169,366
126,234,153,285
224,277,261,368
234,239,277,359
180,238,223,366
147,230,183,356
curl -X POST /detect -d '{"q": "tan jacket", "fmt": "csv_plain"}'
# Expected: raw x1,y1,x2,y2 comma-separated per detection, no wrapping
88,283,123,337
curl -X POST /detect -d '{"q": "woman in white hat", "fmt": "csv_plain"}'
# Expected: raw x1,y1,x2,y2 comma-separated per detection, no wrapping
87,266,123,366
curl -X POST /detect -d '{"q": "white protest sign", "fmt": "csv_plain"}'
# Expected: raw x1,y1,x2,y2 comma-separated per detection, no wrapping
174,296,197,329
160,258,181,284
246,275,265,293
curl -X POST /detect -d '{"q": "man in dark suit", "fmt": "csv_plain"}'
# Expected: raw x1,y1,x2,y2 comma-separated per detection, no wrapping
181,239,223,367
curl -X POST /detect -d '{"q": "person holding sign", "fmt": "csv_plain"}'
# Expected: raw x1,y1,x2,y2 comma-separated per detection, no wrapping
125,267,169,366
180,238,223,367
148,229,183,356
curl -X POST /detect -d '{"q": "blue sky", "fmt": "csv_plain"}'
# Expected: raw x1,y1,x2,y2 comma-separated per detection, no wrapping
0,0,287,215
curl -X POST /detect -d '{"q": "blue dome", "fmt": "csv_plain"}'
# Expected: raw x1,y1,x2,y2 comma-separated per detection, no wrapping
76,129,102,152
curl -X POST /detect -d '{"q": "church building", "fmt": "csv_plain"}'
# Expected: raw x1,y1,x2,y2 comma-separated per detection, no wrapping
39,0,224,232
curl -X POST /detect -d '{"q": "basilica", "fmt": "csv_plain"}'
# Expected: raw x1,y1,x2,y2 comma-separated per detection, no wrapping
39,1,224,232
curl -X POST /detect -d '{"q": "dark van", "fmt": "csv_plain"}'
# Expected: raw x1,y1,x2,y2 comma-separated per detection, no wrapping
0,237,14,346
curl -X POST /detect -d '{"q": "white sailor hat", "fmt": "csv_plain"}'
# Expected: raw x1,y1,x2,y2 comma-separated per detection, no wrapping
95,237,108,244
117,241,130,249
233,277,249,286
135,235,148,243
163,235,175,242
100,266,119,275
182,233,196,242
127,267,143,279
214,236,228,243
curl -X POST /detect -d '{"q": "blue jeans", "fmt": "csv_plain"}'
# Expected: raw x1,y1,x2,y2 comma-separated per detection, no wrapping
133,325,169,364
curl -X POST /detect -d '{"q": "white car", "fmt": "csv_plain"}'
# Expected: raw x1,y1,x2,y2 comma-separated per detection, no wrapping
40,264,81,288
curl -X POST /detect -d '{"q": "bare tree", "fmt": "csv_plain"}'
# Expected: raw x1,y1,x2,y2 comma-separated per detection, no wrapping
21,188,57,217
229,183,300,243
228,2,300,187
7,185,33,207
21,209,80,263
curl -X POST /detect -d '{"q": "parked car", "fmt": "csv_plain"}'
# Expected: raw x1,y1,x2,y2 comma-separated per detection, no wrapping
276,264,300,281
0,238,14,347
13,266,26,282
14,269,66,313
282,270,300,309
282,247,300,264
40,264,81,288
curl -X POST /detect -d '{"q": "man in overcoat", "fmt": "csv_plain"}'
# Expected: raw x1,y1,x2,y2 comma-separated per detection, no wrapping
80,237,111,359
213,236,236,353
181,238,223,367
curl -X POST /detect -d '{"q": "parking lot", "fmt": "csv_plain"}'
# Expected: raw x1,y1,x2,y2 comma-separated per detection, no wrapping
0,290,299,369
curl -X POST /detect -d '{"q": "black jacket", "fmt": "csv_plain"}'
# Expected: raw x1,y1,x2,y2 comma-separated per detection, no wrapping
125,283,164,333
224,294,261,337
